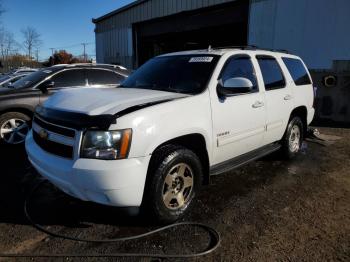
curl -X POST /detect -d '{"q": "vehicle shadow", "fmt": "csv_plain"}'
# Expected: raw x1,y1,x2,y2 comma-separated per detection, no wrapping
0,144,31,225
0,144,295,231
0,145,146,228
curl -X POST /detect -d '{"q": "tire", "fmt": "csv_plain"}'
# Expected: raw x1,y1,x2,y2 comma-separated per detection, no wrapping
0,112,31,145
142,145,203,224
281,116,304,159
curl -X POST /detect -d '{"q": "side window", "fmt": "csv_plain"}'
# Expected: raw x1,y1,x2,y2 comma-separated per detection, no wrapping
50,69,86,88
220,56,258,91
282,57,312,86
257,56,285,90
87,69,125,86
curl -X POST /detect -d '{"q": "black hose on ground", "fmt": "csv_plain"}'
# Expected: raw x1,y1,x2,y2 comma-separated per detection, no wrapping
0,180,221,259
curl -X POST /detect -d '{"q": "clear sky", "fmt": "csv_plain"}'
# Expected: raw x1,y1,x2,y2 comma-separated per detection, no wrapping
1,0,135,61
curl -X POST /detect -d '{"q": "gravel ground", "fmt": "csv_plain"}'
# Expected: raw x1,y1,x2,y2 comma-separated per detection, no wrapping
0,127,349,261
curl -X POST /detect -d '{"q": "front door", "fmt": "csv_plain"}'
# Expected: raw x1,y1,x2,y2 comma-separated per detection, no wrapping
211,55,266,165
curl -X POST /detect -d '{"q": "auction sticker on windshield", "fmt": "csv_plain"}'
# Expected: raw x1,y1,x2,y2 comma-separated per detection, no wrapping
189,57,214,63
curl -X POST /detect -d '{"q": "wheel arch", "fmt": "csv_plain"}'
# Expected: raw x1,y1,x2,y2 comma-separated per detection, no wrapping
290,106,308,135
0,107,34,120
148,133,210,185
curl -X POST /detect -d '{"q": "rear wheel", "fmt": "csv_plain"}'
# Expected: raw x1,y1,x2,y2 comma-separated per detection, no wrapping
0,112,31,145
281,116,304,159
142,145,203,224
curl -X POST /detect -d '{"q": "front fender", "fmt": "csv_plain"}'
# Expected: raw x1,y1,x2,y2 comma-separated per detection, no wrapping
111,93,213,163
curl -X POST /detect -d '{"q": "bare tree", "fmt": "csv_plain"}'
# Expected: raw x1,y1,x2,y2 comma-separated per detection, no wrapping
5,31,17,52
0,30,18,58
21,26,41,59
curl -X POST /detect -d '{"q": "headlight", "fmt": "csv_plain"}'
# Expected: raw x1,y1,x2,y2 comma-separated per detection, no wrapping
81,129,132,160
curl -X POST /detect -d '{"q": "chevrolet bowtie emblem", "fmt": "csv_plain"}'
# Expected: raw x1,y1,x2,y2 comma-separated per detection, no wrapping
39,129,49,140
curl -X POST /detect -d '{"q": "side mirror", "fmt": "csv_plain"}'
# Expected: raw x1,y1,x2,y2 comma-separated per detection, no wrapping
217,77,253,97
38,80,54,94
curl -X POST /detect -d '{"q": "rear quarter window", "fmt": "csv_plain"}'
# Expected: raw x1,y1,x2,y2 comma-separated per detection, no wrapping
87,69,125,86
282,57,312,86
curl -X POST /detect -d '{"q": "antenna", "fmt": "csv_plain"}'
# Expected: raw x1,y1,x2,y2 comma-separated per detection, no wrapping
81,43,87,62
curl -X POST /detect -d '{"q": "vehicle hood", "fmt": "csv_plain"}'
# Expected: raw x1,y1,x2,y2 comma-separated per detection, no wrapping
43,87,189,116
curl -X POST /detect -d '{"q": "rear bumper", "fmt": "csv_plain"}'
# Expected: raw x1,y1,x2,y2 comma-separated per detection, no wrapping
25,130,151,207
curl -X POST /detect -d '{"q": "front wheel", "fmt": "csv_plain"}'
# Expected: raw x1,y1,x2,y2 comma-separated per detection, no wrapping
142,145,203,224
0,112,31,145
281,116,304,159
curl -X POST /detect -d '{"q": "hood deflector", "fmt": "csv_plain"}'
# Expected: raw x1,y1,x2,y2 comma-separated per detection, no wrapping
35,99,175,130
35,106,116,130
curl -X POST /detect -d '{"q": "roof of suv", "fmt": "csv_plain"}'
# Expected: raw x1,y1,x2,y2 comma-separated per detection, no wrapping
47,63,131,76
159,46,299,59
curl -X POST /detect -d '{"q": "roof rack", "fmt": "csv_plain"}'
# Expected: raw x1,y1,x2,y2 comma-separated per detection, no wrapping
211,45,290,54
64,63,128,70
51,64,69,67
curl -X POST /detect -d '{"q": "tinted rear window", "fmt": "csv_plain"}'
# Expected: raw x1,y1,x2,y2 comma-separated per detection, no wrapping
282,58,312,86
51,69,86,88
87,69,125,85
257,56,285,90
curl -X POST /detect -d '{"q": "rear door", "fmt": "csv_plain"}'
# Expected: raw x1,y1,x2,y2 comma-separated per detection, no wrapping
281,57,314,124
211,54,266,165
255,55,294,145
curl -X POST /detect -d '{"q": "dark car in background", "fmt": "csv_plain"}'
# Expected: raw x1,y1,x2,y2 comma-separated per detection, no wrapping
0,74,30,88
0,63,130,145
6,67,38,76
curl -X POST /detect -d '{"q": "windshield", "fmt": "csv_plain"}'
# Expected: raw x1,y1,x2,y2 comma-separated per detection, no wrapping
10,69,53,89
121,55,220,94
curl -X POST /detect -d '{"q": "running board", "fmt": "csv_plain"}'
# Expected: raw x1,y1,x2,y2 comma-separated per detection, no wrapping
210,143,281,176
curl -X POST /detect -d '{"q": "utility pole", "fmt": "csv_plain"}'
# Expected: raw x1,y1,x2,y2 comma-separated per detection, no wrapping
0,43,4,61
50,48,55,56
36,49,39,62
81,43,88,62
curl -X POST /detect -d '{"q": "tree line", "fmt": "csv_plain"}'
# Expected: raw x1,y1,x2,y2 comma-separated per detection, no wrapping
0,1,42,73
0,1,89,73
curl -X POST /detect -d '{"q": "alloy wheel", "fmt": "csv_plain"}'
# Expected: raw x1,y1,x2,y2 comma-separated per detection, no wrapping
289,125,301,153
0,118,29,144
162,163,194,210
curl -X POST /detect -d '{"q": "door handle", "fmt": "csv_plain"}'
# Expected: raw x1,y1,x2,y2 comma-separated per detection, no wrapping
284,94,293,100
252,101,264,108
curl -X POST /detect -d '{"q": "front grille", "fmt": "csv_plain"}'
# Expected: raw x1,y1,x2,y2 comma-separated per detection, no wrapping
33,116,75,138
33,130,74,159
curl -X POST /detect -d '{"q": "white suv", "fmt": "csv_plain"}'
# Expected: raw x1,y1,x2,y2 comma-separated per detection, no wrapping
25,47,315,223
